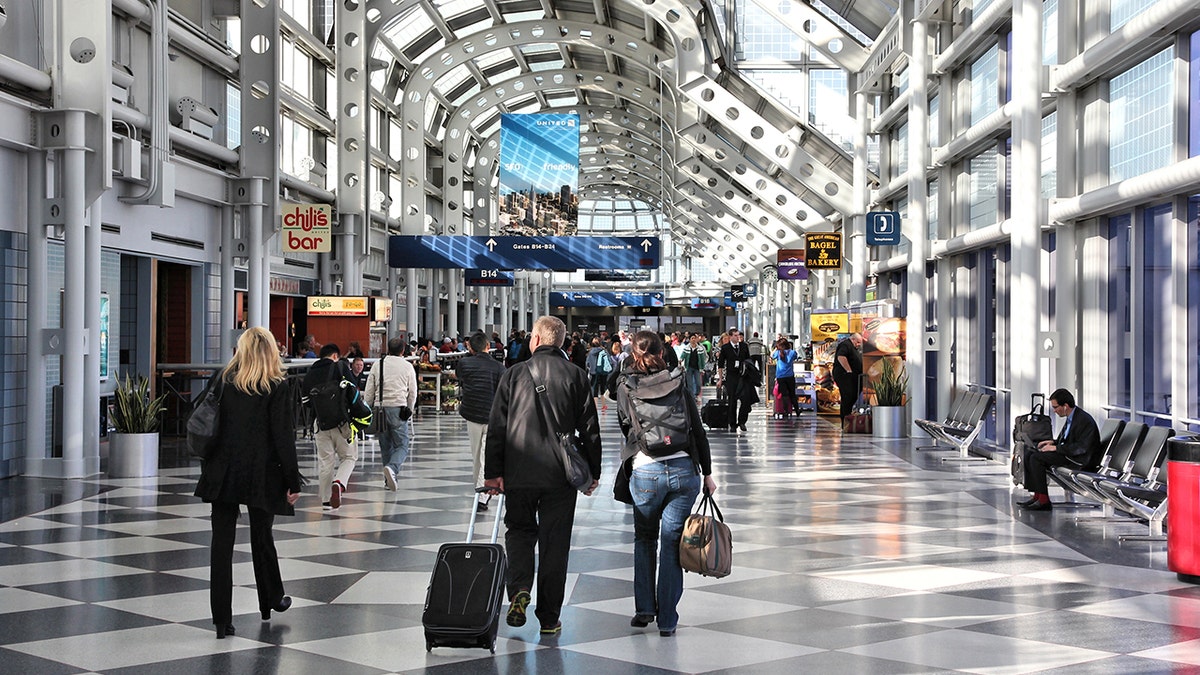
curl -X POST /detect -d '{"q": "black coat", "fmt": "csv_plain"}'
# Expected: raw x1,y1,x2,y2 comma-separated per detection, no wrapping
456,352,506,424
485,346,603,488
1056,407,1101,461
194,378,302,516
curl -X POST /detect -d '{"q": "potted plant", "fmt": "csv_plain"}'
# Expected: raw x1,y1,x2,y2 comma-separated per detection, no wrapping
872,357,909,439
108,374,167,477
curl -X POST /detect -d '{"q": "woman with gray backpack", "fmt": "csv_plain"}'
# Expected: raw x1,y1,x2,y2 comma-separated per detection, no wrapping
585,337,613,411
613,330,717,638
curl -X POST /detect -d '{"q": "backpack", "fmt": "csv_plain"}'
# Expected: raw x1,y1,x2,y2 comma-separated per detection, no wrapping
597,350,613,374
621,369,691,456
310,372,357,431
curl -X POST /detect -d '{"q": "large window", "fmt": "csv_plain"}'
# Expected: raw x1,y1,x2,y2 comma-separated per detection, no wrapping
1110,49,1173,182
1142,204,1173,421
1042,112,1057,198
967,151,999,231
1189,198,1200,428
1107,215,1132,414
1111,0,1155,31
969,46,999,125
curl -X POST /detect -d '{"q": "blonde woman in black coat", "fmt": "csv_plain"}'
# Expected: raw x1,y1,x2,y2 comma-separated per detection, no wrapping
194,327,303,639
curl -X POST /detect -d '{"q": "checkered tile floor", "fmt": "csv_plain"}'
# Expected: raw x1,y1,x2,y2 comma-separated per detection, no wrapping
3,396,1200,674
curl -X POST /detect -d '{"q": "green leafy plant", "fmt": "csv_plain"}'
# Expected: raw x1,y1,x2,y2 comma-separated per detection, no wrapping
110,375,167,434
874,358,909,407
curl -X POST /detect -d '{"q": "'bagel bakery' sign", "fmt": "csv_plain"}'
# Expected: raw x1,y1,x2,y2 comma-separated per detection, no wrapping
804,232,842,269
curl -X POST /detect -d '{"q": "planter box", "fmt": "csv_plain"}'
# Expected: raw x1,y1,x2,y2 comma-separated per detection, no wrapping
108,432,160,477
873,406,908,439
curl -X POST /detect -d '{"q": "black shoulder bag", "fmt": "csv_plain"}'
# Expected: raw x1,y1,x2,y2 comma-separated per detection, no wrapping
365,356,390,435
529,361,593,492
187,369,225,460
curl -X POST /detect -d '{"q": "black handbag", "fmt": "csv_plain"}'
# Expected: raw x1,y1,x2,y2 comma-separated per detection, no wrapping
530,361,593,492
1014,393,1054,446
365,356,390,436
186,370,224,460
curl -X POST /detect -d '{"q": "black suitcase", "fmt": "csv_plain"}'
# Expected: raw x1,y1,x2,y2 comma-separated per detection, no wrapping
1011,440,1030,487
702,399,729,429
423,490,507,654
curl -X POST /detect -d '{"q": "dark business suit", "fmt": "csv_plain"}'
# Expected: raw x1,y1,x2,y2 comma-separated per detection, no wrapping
1023,406,1101,495
717,341,758,428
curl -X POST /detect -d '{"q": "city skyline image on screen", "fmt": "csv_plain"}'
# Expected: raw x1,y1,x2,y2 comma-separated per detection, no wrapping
499,113,580,237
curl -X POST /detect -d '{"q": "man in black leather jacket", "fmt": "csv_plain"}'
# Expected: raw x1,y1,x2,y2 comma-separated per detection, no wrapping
484,315,602,636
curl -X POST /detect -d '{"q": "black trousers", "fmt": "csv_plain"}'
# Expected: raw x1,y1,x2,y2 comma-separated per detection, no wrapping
836,374,860,420
1023,448,1077,494
503,486,578,626
724,376,752,427
210,502,284,625
776,375,799,414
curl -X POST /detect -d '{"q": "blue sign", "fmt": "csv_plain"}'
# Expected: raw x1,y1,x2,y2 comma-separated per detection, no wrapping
867,211,902,246
550,291,664,307
389,236,660,270
743,282,758,298
464,269,515,286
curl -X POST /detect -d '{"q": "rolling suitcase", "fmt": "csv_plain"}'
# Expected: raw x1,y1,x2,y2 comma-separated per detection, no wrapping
1011,440,1030,487
702,380,729,429
772,382,790,419
423,489,507,654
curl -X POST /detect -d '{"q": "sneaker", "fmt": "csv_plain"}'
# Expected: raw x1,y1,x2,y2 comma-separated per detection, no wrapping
539,621,562,635
322,501,333,511
506,590,531,627
476,500,489,512
330,481,344,509
383,466,397,491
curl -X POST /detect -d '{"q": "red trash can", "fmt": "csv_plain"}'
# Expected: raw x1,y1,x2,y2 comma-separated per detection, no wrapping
1167,435,1200,584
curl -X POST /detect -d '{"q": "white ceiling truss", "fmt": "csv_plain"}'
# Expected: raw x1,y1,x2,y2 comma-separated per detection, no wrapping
358,0,874,282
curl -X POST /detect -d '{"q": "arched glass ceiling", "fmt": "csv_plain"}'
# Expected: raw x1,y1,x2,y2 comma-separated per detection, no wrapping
360,0,881,281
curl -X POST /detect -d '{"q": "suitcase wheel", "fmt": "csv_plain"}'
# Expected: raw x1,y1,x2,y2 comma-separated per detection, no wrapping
488,640,496,654
426,641,433,652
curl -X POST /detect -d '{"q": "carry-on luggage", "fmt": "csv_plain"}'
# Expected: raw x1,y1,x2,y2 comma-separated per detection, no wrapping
1011,440,1030,487
772,382,790,419
1011,393,1052,487
423,488,507,654
1014,393,1054,446
702,381,729,429
842,375,872,434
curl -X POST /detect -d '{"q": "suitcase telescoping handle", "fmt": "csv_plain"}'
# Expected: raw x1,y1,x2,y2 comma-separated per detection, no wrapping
1031,392,1046,415
466,486,504,544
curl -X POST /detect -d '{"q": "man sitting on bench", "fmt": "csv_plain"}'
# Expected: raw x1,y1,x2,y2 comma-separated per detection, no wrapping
1017,388,1101,512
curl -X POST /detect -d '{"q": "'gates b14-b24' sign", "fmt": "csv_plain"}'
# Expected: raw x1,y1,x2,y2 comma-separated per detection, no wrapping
282,203,332,253
805,232,843,270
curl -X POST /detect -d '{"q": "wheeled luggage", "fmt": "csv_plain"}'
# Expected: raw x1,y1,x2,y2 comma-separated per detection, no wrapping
1011,394,1052,487
773,383,790,419
1011,440,1030,487
702,399,729,429
423,489,507,654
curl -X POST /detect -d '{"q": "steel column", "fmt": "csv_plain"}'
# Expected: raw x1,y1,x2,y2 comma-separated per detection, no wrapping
905,14,932,434
246,178,268,328
220,205,236,360
25,152,48,468
62,112,88,476
1009,0,1046,420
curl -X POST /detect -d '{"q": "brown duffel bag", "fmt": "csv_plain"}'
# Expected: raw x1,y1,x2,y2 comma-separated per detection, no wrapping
679,491,732,578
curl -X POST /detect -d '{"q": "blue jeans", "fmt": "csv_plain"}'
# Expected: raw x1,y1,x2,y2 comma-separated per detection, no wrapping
684,368,702,398
631,456,701,631
378,407,411,474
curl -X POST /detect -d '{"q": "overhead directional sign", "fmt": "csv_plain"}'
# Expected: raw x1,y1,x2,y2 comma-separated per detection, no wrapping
389,236,660,270
464,268,515,286
731,285,746,302
550,291,664,307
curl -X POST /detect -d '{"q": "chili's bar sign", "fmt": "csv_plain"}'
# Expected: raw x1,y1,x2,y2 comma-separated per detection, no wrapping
805,232,843,269
307,296,369,316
